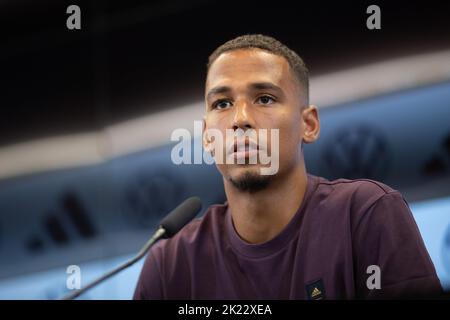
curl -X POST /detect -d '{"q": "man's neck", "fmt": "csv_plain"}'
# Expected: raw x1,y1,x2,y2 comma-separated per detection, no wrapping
224,164,308,244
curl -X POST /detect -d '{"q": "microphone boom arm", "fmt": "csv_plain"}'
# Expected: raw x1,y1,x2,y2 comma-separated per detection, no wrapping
61,227,166,300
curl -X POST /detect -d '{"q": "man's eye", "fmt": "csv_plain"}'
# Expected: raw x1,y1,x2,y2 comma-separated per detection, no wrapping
256,95,276,105
213,100,232,110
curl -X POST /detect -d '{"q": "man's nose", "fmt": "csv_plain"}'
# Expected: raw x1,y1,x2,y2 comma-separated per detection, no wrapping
232,101,254,131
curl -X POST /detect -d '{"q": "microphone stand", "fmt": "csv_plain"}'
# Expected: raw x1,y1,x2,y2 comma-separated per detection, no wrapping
60,227,166,300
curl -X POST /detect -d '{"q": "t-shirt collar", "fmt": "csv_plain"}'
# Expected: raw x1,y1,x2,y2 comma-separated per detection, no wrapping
225,174,318,259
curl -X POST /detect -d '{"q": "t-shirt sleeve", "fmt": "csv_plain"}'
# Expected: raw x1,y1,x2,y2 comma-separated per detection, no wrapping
352,191,443,299
133,249,164,300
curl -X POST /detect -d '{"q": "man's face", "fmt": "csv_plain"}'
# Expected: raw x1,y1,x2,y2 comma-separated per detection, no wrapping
204,48,311,189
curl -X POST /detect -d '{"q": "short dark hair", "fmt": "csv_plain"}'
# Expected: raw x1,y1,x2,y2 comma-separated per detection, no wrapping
207,34,309,104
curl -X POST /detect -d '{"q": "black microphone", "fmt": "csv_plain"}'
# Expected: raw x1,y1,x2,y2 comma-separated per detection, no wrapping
61,196,202,300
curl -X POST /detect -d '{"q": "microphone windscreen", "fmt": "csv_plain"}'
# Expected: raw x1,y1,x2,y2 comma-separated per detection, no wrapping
159,197,202,238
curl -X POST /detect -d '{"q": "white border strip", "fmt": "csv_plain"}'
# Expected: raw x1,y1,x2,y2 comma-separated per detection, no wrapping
310,50,450,107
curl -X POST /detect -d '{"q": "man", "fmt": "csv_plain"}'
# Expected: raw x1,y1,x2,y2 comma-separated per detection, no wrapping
134,34,442,299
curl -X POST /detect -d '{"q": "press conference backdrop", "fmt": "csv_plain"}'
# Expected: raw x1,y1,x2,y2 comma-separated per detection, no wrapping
0,81,449,299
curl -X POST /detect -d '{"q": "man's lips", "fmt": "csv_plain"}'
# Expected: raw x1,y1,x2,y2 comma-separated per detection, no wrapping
227,139,261,159
232,148,259,160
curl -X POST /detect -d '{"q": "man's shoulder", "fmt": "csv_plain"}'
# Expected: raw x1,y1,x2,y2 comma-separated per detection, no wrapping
310,174,412,238
311,174,401,206
309,174,408,226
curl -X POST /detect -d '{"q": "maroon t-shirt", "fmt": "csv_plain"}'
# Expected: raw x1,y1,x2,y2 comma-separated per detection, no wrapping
133,174,442,299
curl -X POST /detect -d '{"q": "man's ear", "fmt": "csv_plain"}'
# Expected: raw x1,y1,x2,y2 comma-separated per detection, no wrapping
301,105,320,144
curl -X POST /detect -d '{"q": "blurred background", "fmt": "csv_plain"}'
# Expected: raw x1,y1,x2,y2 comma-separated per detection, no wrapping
1,0,450,299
